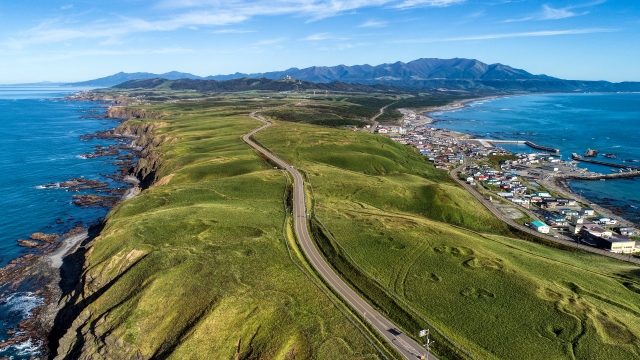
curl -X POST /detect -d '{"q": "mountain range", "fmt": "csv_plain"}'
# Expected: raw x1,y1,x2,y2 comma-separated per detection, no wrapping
66,58,640,92
112,77,397,93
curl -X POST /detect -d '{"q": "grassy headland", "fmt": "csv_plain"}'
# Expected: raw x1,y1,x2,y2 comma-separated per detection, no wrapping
56,91,640,360
53,99,383,359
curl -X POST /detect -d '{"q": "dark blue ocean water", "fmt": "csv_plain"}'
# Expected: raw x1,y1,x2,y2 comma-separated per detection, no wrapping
430,93,640,224
0,86,122,357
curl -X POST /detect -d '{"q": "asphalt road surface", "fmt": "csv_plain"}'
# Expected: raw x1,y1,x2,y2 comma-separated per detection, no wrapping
244,112,434,360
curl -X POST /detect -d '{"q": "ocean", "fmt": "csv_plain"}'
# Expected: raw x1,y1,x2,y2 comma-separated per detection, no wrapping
0,86,124,357
430,93,640,224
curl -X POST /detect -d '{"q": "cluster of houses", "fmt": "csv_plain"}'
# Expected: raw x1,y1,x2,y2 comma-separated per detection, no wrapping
459,154,640,254
373,120,640,254
377,126,474,170
502,153,561,167
375,125,406,135
572,223,639,254
527,204,638,254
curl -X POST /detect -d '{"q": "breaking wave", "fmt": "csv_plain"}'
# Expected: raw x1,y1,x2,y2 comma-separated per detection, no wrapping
0,338,43,357
1,292,44,320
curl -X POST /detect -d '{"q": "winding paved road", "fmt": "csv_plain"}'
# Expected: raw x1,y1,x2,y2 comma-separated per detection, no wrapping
244,112,433,360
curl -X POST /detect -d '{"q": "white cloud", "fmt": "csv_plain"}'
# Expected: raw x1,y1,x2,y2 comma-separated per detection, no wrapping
359,20,388,27
541,5,585,20
2,13,248,49
3,0,467,48
393,0,465,9
394,28,618,43
503,1,605,22
156,0,390,20
301,32,332,41
502,16,534,23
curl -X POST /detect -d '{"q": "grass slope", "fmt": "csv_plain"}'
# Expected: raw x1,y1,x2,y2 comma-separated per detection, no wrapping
255,119,640,360
263,95,401,127
56,101,381,359
255,121,507,233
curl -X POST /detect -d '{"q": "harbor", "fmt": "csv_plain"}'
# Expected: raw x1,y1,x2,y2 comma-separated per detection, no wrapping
571,153,640,171
556,170,640,180
470,139,561,154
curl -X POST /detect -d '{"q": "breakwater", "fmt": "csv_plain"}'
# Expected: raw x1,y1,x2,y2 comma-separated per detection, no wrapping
557,171,640,180
473,139,560,154
524,141,560,154
571,153,640,170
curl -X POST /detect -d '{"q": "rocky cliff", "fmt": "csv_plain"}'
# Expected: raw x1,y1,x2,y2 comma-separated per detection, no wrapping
105,107,166,120
114,120,166,188
49,111,167,359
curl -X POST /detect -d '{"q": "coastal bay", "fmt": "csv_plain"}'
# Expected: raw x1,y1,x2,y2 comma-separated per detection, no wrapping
0,87,135,357
429,93,640,225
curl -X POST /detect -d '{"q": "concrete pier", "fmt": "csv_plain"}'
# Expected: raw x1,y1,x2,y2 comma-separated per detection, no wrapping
469,139,561,154
557,171,640,180
571,153,640,170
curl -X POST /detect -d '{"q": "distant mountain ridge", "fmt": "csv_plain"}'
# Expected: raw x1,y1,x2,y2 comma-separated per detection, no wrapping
111,77,398,93
70,71,203,87
206,58,559,83
66,58,640,92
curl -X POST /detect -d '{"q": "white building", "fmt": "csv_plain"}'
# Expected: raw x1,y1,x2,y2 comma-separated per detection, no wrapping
531,220,550,234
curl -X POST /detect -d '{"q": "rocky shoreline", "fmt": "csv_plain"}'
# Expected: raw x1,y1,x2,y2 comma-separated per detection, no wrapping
0,99,156,358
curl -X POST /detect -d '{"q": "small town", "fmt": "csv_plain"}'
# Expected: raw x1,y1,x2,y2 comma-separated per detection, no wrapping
373,109,640,255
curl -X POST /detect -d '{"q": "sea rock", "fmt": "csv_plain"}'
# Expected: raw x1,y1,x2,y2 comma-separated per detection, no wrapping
29,233,59,243
59,178,109,191
17,240,42,248
79,145,120,159
72,194,119,207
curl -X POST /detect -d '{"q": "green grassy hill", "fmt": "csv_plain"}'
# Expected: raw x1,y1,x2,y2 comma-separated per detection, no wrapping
54,100,383,359
255,118,640,360
55,95,640,360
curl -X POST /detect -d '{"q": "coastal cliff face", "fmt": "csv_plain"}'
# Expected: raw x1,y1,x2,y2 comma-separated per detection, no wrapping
114,120,166,188
106,106,166,120
52,112,167,360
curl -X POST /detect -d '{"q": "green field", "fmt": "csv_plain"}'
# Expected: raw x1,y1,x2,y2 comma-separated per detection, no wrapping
55,100,384,359
255,118,640,360
57,92,640,360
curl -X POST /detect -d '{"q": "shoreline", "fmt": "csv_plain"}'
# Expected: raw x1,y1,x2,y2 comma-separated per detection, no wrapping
0,99,142,358
425,93,639,228
421,93,521,124
548,176,638,227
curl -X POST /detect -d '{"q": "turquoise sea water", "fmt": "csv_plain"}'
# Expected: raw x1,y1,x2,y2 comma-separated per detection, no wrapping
430,93,640,224
0,86,122,357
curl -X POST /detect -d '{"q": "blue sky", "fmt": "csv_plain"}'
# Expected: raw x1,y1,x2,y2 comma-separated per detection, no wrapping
0,0,638,83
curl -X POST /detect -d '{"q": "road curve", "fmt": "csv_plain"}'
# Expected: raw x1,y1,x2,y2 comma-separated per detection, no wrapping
244,112,433,360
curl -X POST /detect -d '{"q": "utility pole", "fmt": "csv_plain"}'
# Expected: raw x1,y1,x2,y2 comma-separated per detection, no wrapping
419,329,434,360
